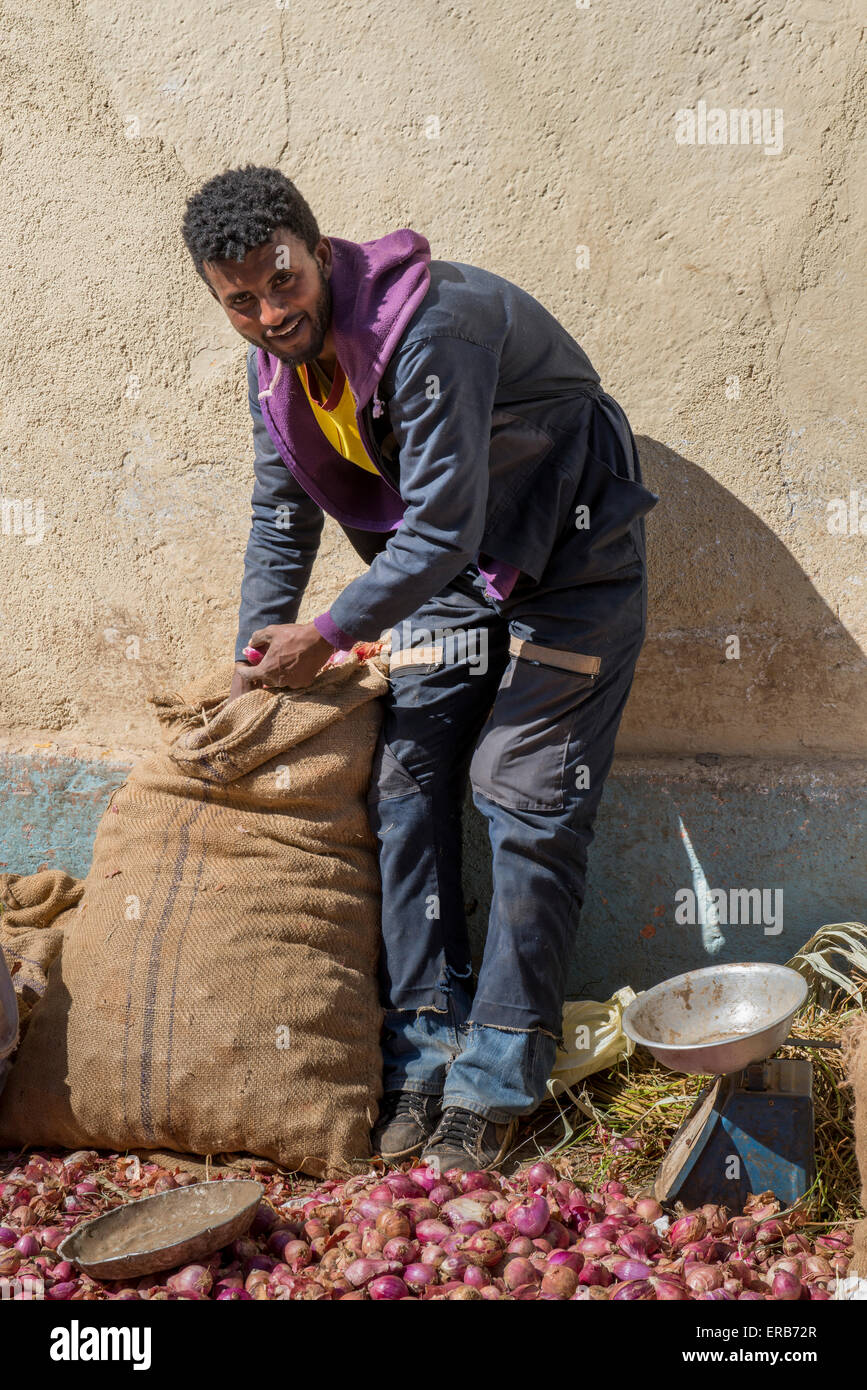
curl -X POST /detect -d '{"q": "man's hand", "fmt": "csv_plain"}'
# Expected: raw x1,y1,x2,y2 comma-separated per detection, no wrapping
232,622,335,694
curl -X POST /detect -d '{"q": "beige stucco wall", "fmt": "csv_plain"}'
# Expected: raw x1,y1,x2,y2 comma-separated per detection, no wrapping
0,0,864,758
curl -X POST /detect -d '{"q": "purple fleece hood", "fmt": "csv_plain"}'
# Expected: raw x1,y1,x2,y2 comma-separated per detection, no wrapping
255,230,431,530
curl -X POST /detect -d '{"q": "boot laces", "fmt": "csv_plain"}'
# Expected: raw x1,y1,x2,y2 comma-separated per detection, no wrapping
434,1106,485,1149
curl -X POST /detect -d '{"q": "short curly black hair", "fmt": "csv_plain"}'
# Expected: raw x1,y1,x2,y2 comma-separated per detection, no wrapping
181,165,320,280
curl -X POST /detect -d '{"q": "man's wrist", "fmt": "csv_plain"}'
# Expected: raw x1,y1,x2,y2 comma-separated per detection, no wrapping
312,610,356,652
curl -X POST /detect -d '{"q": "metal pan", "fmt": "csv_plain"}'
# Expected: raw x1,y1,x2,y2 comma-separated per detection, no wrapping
58,1178,263,1280
621,962,808,1075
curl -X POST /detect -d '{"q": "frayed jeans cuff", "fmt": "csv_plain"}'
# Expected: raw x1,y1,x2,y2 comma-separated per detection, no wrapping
385,1080,444,1098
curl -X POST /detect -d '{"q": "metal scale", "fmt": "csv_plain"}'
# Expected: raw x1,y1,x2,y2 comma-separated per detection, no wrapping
622,963,819,1209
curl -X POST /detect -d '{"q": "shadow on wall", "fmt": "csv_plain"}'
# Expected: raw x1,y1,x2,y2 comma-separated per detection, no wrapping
617,437,866,756
463,438,867,998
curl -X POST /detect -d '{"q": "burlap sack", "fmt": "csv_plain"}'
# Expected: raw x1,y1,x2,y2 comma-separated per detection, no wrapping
0,655,389,1177
0,869,84,1030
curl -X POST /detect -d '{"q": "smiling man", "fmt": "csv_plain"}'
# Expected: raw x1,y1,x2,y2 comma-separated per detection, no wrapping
182,164,658,1172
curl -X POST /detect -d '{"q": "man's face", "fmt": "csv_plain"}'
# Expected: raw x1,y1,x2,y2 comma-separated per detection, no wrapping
203,230,333,365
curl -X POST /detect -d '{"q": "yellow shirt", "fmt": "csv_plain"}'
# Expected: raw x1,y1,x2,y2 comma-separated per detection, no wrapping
296,361,380,475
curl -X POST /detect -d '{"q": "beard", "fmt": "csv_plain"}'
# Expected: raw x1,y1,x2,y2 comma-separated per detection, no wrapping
262,264,332,367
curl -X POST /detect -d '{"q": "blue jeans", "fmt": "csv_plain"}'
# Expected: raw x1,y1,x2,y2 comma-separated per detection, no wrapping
370,406,649,1122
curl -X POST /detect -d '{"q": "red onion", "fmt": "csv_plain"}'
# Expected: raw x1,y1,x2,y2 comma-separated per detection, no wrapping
405,1262,437,1290
14,1233,39,1257
428,1183,457,1206
0,1227,17,1248
578,1260,612,1287
739,1290,766,1300
650,1276,688,1300
612,1279,655,1300
407,1167,439,1194
376,1209,411,1240
684,1263,723,1293
415,1218,451,1244
382,1237,417,1264
507,1236,535,1256
772,1270,802,1301
670,1214,706,1247
218,1287,252,1300
167,1264,213,1297
578,1236,613,1258
617,1229,653,1262
611,1258,653,1281
541,1264,579,1298
461,1230,505,1268
755,1219,788,1245
507,1196,549,1239
38,1226,66,1251
463,1264,492,1288
547,1249,583,1273
369,1274,408,1300
344,1258,390,1288
396,1198,438,1225
384,1173,424,1198
440,1253,471,1279
460,1171,496,1193
524,1161,557,1189
503,1257,540,1290
634,1197,663,1223
810,1288,831,1300
46,1280,79,1300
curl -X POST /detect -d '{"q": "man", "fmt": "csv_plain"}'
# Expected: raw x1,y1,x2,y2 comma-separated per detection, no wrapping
182,164,658,1173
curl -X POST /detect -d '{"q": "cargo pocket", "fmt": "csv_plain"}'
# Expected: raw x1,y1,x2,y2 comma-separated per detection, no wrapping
367,734,425,804
469,648,599,812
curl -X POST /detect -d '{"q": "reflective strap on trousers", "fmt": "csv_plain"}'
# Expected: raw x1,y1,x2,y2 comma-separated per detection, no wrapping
509,636,601,677
388,643,444,670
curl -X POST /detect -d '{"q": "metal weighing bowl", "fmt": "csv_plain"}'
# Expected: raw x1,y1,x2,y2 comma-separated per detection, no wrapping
621,962,809,1075
58,1178,264,1280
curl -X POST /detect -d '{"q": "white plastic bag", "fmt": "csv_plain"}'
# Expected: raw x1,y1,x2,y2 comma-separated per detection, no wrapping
548,986,637,1096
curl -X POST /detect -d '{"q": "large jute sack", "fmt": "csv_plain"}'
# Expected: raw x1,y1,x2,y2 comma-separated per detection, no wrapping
0,869,84,1031
0,655,389,1177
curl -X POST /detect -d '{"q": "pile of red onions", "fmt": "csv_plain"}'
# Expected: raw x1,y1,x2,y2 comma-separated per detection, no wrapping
0,1148,852,1300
